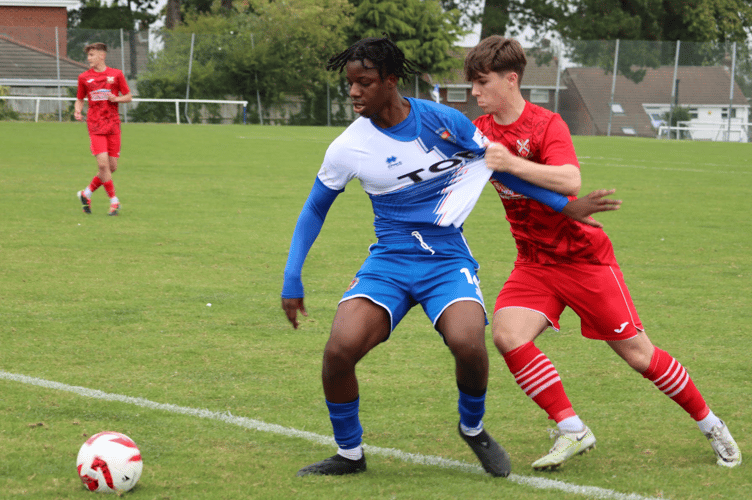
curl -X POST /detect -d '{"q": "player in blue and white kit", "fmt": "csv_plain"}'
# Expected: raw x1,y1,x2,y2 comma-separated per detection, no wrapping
281,37,614,477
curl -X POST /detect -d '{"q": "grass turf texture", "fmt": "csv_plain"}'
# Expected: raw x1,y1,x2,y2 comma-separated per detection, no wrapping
0,121,750,499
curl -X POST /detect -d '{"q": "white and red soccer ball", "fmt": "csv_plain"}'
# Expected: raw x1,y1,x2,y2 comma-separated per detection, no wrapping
76,432,143,493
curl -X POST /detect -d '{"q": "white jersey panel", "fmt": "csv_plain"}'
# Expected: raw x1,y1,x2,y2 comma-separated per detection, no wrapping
317,100,492,231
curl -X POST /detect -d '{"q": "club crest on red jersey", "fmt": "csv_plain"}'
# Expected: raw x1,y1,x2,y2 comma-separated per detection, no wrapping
516,138,531,157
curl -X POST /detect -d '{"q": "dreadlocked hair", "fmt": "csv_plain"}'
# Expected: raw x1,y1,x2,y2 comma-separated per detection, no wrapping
326,36,421,81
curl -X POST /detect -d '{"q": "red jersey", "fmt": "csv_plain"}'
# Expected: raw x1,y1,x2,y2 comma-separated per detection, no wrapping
77,67,130,135
474,102,617,266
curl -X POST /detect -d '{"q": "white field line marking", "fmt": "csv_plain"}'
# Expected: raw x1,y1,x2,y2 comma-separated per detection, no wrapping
579,157,752,175
2,370,662,500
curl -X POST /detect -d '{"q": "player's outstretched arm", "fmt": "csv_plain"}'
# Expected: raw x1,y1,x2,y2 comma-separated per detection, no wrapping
281,178,341,328
281,298,307,329
561,189,621,228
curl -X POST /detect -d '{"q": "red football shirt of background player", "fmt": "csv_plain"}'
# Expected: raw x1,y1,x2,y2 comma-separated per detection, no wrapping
74,42,132,216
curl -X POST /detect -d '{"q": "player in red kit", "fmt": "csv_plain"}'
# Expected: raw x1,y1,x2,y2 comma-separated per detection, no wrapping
466,35,741,470
75,42,132,216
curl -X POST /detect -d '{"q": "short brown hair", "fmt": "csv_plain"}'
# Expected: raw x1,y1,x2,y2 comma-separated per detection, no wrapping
464,36,527,84
84,42,107,54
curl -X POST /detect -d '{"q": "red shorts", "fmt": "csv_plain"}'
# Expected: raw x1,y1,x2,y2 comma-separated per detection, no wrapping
495,263,644,341
89,133,121,157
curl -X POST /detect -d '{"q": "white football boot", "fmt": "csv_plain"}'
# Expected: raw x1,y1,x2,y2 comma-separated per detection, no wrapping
532,426,596,470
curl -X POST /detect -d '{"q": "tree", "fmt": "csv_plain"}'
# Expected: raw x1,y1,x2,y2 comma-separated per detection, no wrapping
508,0,752,43
438,0,483,33
503,0,752,83
163,0,240,29
134,0,354,124
68,0,159,77
479,0,510,39
349,0,465,77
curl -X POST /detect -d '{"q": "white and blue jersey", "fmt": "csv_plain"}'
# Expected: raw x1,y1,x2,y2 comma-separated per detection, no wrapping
282,98,568,332
319,99,492,237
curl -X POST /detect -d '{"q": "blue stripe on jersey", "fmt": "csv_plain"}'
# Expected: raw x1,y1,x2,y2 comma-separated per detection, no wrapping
370,166,474,226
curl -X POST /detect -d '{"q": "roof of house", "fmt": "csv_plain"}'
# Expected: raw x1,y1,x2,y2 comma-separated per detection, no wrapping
0,34,87,84
0,1,78,6
564,65,749,135
434,47,565,90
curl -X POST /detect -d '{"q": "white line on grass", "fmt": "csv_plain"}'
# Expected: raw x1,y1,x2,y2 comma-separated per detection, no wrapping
579,157,752,175
2,370,660,500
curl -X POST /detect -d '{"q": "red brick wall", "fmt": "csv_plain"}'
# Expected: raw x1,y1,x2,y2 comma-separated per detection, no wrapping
0,6,68,57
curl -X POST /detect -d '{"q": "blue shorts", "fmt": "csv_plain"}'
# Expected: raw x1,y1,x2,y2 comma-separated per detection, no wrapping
340,230,487,335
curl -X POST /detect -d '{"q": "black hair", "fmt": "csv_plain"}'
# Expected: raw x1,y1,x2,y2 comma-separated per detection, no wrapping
326,36,421,81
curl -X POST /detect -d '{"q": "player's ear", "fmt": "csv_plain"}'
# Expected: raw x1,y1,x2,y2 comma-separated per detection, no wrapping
385,74,399,89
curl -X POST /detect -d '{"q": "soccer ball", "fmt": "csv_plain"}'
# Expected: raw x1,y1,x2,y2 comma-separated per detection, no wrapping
76,432,143,493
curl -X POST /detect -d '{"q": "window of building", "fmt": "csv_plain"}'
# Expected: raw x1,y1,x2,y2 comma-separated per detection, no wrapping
621,127,637,135
446,88,467,103
643,106,666,128
529,89,549,103
611,103,625,114
721,107,737,119
689,108,699,119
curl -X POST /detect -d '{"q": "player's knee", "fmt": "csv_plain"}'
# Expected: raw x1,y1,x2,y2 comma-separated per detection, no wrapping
323,331,370,369
448,336,487,363
492,328,524,354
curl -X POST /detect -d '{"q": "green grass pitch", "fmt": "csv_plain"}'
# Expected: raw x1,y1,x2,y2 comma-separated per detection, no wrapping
0,121,750,499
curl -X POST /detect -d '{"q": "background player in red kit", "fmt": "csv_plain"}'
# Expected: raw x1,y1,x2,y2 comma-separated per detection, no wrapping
75,42,132,216
466,35,741,470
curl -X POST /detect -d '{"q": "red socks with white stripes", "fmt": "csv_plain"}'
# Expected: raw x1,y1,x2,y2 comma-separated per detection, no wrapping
642,347,710,421
504,343,714,429
503,342,577,424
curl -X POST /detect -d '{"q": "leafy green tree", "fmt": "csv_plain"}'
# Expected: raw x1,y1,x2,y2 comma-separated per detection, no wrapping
479,0,510,39
133,0,353,124
349,0,464,77
504,0,752,82
509,0,752,43
438,0,483,33
68,0,159,77
0,86,20,120
663,106,692,139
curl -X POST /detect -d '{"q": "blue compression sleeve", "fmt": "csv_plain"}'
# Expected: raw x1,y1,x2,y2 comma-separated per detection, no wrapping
281,178,342,298
491,172,569,212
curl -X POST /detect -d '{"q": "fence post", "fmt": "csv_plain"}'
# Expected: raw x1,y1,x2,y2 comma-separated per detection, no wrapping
727,41,737,142
553,40,561,114
185,33,195,124
121,29,128,123
251,33,263,125
607,39,619,136
55,27,62,122
668,40,681,139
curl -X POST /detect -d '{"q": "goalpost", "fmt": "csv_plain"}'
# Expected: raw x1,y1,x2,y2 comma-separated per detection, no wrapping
0,95,249,125
656,123,750,142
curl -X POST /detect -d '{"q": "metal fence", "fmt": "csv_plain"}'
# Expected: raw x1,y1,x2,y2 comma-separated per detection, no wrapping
1,26,749,140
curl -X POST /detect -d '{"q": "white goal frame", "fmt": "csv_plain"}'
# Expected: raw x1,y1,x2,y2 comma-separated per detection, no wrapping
0,96,249,124
657,123,750,142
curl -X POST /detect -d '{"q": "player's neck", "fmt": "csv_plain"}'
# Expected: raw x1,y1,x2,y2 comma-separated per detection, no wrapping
372,96,411,129
91,63,107,72
492,94,526,126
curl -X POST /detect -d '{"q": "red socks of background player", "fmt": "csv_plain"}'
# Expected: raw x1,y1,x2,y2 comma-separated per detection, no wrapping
642,347,710,421
503,342,576,422
87,176,102,194
103,180,116,199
